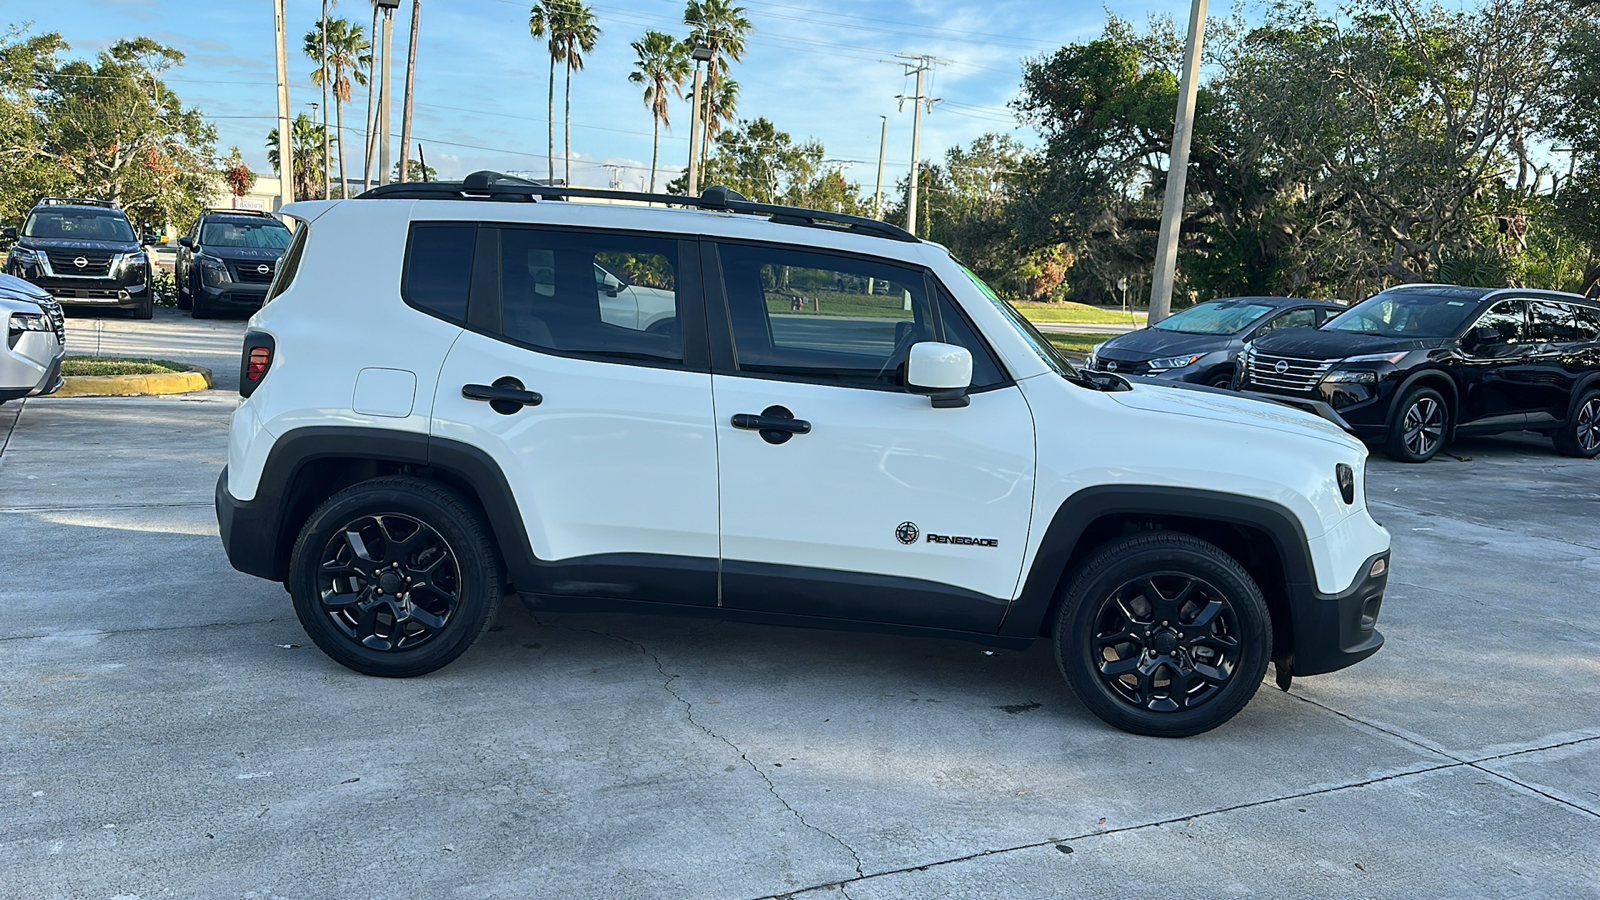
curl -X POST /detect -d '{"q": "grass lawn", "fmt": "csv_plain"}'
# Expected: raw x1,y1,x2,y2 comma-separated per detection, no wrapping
62,356,190,377
1042,333,1105,358
1012,300,1145,325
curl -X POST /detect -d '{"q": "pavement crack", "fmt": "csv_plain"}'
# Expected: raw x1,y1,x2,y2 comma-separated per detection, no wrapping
532,615,866,880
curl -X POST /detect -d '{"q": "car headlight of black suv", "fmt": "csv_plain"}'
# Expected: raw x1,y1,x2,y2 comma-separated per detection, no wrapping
199,254,232,286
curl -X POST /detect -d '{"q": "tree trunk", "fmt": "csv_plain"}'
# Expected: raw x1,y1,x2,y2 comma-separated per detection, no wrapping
650,116,660,193
564,59,572,186
363,3,379,192
321,0,330,200
399,0,420,183
547,54,556,183
335,85,348,198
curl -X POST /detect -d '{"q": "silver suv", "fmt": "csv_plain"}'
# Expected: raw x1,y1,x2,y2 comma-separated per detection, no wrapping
0,272,65,404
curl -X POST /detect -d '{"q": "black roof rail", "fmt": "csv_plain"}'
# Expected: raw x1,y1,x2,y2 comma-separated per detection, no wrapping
202,208,279,218
356,170,918,243
37,197,120,210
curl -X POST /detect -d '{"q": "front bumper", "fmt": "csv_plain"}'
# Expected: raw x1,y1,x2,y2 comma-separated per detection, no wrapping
198,281,269,310
30,277,148,310
0,331,65,402
1285,550,1388,677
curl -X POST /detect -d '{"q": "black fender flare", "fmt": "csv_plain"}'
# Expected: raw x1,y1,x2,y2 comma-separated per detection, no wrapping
1564,372,1600,423
1384,368,1459,438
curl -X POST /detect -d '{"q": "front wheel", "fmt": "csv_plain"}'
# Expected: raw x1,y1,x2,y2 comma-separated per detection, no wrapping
1554,390,1600,458
175,271,192,310
288,476,504,677
1053,531,1272,737
1385,385,1448,462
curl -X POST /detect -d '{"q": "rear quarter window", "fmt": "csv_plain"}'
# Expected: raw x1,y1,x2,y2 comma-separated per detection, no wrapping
264,220,309,305
402,223,476,323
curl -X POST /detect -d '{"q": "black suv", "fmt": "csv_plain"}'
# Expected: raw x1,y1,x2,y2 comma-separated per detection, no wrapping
175,210,293,318
3,198,156,318
1242,284,1600,462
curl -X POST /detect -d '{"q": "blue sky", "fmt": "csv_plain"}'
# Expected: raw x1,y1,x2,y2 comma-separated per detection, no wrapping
2,0,1206,191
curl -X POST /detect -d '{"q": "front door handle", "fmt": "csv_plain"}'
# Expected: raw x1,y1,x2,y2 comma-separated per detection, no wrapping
731,405,810,445
463,377,542,415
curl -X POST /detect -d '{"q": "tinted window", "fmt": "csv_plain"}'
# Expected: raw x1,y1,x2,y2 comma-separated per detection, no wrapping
264,221,309,304
1530,301,1586,343
23,209,135,242
1154,301,1274,335
1469,299,1525,353
1256,307,1317,335
1573,304,1600,340
201,219,292,249
498,228,681,362
403,223,475,323
720,243,932,388
935,286,1007,389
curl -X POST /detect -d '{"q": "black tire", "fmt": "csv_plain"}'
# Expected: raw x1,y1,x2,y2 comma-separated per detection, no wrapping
190,288,213,319
175,272,191,310
1206,370,1235,389
1053,531,1272,737
288,476,504,677
129,295,154,320
1554,390,1600,458
1385,385,1448,462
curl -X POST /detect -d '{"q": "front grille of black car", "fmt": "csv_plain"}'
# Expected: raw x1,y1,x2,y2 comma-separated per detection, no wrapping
229,261,276,284
1090,356,1152,376
44,250,113,277
1241,348,1333,393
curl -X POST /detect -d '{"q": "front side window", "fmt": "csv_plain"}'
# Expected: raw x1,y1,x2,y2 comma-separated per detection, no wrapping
201,219,292,250
1255,307,1317,335
1467,299,1526,355
498,228,681,362
23,209,135,243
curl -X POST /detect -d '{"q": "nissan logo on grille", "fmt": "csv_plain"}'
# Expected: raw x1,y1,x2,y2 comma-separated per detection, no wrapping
1104,360,1118,372
257,264,271,275
1274,359,1290,374
73,256,88,269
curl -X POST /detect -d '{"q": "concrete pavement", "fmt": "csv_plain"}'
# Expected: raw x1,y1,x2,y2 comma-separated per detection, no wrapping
1,397,1597,898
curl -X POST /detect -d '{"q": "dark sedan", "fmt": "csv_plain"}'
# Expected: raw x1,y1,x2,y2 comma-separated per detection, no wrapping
1086,296,1345,387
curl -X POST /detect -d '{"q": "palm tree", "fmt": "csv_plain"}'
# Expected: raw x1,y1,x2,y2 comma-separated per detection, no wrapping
528,1,565,183
702,75,739,161
305,18,371,198
685,0,750,172
320,1,332,199
555,4,601,186
267,114,330,202
629,32,690,193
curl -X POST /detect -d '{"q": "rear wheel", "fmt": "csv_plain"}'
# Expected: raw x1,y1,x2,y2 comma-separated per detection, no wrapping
1385,385,1448,462
1554,390,1600,458
288,476,503,677
1053,531,1271,737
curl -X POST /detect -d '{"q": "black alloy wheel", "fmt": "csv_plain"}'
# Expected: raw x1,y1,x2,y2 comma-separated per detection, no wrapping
1386,386,1448,463
1555,391,1600,458
1054,531,1271,737
289,476,503,677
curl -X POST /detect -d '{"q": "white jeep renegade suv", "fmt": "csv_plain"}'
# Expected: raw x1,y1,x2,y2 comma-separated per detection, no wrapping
216,173,1391,737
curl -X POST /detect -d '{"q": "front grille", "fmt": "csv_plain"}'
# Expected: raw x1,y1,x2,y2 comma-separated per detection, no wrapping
230,261,276,284
36,297,65,342
1242,350,1333,393
1091,356,1152,376
44,250,113,276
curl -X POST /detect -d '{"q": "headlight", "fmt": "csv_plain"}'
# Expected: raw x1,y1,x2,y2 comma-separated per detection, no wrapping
1322,370,1377,384
1146,353,1205,371
118,252,147,272
1339,351,1408,364
1089,341,1107,361
8,247,39,268
199,254,231,285
8,312,48,333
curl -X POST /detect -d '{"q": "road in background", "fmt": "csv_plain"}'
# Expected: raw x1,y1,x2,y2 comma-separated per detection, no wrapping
62,308,248,391
1,394,1597,898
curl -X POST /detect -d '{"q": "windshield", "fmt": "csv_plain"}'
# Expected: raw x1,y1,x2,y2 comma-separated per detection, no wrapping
1324,289,1482,338
1154,300,1274,334
958,263,1078,379
22,209,135,243
201,220,292,249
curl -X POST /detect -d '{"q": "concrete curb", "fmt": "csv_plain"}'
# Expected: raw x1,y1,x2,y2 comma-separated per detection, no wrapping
54,366,214,398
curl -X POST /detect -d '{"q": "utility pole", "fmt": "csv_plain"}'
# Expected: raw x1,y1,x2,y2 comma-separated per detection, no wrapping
1148,0,1208,325
363,0,381,192
874,115,887,219
273,0,293,211
320,2,331,199
399,0,420,183
377,3,396,185
884,54,947,237
686,45,712,195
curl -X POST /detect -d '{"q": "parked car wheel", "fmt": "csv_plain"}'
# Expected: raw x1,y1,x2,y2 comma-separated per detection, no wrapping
288,476,504,677
1554,390,1600,458
1206,370,1234,389
1053,531,1271,737
129,295,154,320
190,281,214,319
1385,385,1448,463
175,275,191,310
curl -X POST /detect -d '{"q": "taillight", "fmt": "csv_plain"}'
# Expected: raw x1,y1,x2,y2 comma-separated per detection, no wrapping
239,331,276,398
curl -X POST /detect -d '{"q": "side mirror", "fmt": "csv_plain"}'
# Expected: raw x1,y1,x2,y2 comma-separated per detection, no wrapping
178,236,194,250
141,232,158,245
906,342,973,408
1,227,15,241
1465,325,1501,350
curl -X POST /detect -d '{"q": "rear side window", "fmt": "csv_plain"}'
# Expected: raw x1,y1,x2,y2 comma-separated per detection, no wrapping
264,220,309,305
403,223,476,323
1529,301,1585,342
497,227,682,362
1573,304,1600,340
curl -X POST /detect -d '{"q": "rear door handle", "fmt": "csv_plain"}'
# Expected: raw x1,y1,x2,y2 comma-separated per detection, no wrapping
463,377,542,415
731,405,810,444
